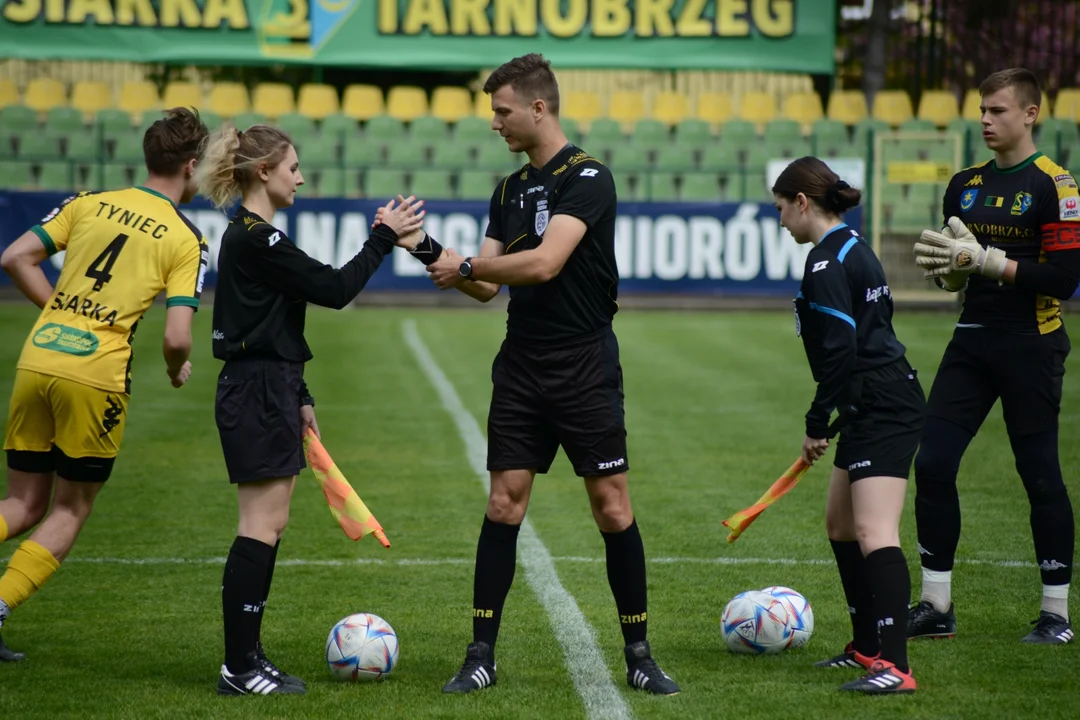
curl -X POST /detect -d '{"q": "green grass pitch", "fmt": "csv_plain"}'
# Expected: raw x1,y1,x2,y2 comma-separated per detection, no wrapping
0,302,1077,719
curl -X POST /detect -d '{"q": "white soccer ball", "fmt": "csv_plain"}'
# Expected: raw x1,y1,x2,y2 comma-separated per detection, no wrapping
762,585,815,649
325,613,399,681
720,590,794,654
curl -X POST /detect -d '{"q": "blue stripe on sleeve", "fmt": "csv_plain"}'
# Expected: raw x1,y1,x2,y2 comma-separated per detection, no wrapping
836,237,859,263
809,302,856,329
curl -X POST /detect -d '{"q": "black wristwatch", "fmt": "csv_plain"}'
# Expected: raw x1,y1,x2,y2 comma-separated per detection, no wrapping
458,257,474,280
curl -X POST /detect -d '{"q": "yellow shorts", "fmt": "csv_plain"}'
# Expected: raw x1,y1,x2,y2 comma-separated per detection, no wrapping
4,369,129,461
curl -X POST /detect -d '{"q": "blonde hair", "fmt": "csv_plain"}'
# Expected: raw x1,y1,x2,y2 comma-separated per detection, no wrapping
196,123,293,210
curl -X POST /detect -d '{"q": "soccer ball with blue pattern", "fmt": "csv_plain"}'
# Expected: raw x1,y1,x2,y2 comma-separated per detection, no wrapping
762,585,814,649
325,613,399,681
721,590,794,654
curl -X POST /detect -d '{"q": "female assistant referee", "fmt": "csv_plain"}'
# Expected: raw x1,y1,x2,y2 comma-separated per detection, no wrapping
196,124,424,696
775,157,925,695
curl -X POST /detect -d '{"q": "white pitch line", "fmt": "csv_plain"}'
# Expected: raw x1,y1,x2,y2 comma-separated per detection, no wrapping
402,319,632,720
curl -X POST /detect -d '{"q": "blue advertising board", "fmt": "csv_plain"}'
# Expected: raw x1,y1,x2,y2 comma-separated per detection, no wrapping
0,192,863,297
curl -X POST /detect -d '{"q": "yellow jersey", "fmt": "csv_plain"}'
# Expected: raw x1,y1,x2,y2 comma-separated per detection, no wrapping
17,187,209,394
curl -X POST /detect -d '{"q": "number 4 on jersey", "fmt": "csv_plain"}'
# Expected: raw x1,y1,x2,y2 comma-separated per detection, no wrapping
85,233,129,291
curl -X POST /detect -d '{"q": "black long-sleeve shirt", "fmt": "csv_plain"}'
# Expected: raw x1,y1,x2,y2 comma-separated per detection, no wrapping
793,224,906,438
211,207,396,365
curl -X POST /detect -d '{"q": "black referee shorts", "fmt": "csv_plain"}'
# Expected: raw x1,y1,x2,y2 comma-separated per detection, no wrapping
215,359,306,484
487,327,628,478
834,357,927,482
927,327,1070,437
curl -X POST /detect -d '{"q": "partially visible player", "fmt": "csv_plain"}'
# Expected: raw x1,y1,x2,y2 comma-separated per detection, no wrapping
778,157,925,695
0,107,210,661
910,68,1079,644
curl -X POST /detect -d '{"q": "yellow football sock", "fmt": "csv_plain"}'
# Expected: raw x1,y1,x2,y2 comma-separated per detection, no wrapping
0,514,8,544
0,541,60,611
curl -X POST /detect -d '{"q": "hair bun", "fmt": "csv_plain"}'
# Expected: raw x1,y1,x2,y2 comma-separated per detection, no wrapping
826,180,853,212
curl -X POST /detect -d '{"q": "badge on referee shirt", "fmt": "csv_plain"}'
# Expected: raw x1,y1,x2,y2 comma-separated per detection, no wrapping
793,299,802,337
535,198,549,237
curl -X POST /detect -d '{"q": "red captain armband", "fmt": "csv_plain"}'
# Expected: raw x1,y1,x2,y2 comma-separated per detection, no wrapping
1041,224,1080,252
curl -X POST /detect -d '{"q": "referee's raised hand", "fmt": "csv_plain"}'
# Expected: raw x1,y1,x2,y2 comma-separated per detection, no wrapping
373,195,426,249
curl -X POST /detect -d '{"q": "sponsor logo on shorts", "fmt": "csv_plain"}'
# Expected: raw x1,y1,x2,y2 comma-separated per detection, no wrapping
847,460,872,471
32,323,99,356
99,395,123,437
598,457,626,471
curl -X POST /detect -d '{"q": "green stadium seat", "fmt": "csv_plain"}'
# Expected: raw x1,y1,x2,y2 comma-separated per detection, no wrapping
0,105,39,133
745,144,776,173
673,119,712,146
632,119,669,149
38,161,72,191
899,119,936,132
741,171,772,201
112,134,144,163
0,131,15,159
45,107,86,136
65,131,101,163
431,143,470,170
587,118,623,145
343,135,380,166
852,118,891,151
608,145,650,172
719,119,757,143
409,169,454,199
699,141,742,172
364,168,406,198
0,160,35,190
820,141,863,159
364,115,407,145
320,113,360,138
458,170,497,200
945,118,979,141
680,172,721,202
100,163,132,190
811,119,849,147
232,112,269,130
476,142,521,172
561,117,581,144
316,167,344,197
277,113,316,140
409,116,449,146
97,109,134,140
763,118,802,143
17,134,60,161
386,144,427,169
721,172,747,202
647,172,679,201
299,134,338,169
778,138,813,158
612,171,645,202
453,116,492,145
652,143,696,172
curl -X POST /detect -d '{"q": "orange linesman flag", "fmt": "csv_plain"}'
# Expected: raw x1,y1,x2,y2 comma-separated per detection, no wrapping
722,458,811,543
303,428,390,548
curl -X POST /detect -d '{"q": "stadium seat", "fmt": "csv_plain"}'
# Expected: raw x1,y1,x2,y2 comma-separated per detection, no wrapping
232,112,269,130
917,90,960,127
118,81,159,118
960,88,982,121
1054,88,1080,122
277,113,316,141
561,117,581,144
162,81,203,111
738,92,778,127
252,82,296,119
473,90,492,118
364,168,406,198
45,106,85,136
320,113,359,137
315,167,343,197
852,118,891,152
97,109,133,137
65,131,100,162
430,87,472,122
343,134,380,166
632,119,669,149
71,81,113,118
453,116,493,146
722,172,747,201
608,91,646,128
100,163,132,190
386,144,427,170
674,119,712,146
608,145,650,172
652,144,696,172
0,160,34,189
410,169,454,200
646,172,679,202
811,118,849,144
562,91,603,128
37,161,71,191
826,89,868,125
458,169,497,200
782,92,825,126
586,118,624,147
945,118,979,142
612,171,645,202
112,134,144,163
209,82,251,118
476,141,521,172
386,86,428,122
695,92,734,127
297,83,340,120
899,119,936,132
652,91,689,126
0,131,14,159
409,116,449,146
699,141,742,172
872,90,914,126
431,142,470,170
1037,92,1052,125
343,85,385,121
17,133,59,160
764,118,802,143
0,78,18,108
24,78,66,114
719,119,757,143
680,172,721,202
298,134,337,168
364,115,406,143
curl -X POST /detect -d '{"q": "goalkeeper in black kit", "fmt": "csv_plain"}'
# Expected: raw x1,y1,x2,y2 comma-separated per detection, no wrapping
911,68,1079,645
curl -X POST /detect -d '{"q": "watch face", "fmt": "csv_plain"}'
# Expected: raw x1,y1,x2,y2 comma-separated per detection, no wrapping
459,262,471,277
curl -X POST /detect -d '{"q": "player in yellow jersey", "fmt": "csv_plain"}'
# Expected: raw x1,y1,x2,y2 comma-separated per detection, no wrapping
0,107,210,661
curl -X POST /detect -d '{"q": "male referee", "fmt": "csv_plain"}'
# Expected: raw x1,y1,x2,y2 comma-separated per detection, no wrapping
418,53,679,695
911,68,1079,644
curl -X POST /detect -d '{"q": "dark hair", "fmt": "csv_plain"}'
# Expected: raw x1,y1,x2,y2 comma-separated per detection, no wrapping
771,156,861,215
142,107,209,176
482,53,560,116
979,67,1041,110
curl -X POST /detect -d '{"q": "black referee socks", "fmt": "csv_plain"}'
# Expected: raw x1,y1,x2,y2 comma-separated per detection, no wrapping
865,546,911,673
829,539,879,657
472,515,521,651
602,518,649,646
222,536,274,674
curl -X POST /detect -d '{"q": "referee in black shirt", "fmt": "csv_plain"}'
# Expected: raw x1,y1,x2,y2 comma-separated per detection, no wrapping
415,54,679,696
777,157,924,695
196,123,424,696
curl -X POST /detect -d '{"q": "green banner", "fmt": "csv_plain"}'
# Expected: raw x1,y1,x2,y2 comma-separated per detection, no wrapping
0,0,835,71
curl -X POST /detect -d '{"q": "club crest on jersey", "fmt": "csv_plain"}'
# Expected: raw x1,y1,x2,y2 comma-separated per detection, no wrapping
535,210,549,236
960,189,978,211
1011,191,1032,216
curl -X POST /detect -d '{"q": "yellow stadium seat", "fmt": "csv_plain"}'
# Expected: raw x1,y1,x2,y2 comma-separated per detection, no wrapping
1054,88,1080,122
608,91,646,128
782,92,824,125
738,92,778,126
871,90,914,126
71,81,114,117
297,84,340,119
252,83,295,119
917,90,959,127
0,78,19,108
118,81,160,117
342,84,384,120
162,81,203,111
431,86,473,122
386,86,428,122
651,91,688,126
695,92,734,126
961,89,982,121
1036,91,1051,124
209,82,251,118
826,89,868,125
473,90,493,118
24,78,67,113
562,91,603,128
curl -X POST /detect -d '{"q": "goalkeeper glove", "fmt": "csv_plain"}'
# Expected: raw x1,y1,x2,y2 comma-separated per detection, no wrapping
914,216,1008,281
917,222,967,292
